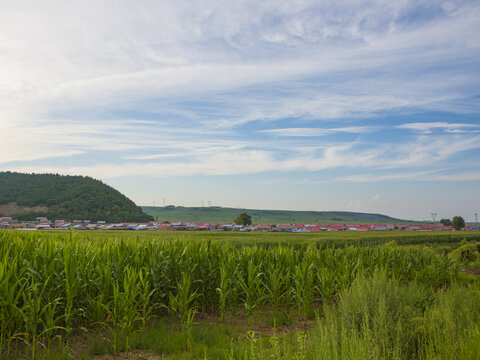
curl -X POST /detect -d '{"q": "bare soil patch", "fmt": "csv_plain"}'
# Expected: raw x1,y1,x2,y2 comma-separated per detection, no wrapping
459,267,480,276
93,350,162,359
0,202,48,216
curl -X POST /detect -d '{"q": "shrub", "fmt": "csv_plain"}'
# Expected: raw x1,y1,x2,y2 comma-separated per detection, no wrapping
450,244,479,263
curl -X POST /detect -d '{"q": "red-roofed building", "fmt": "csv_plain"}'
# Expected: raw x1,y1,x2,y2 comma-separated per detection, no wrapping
255,224,272,232
156,223,174,231
274,224,294,232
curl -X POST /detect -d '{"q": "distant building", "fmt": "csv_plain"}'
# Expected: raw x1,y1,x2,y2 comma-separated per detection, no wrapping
255,224,272,232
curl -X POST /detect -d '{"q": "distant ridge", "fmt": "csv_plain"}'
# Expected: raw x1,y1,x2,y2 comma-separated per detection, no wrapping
142,205,410,224
0,172,153,222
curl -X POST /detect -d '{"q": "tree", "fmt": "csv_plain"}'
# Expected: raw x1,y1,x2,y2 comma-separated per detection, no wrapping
440,218,451,226
234,212,252,226
451,216,465,230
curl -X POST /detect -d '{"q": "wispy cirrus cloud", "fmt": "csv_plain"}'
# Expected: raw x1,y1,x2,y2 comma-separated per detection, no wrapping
261,126,376,137
398,122,480,134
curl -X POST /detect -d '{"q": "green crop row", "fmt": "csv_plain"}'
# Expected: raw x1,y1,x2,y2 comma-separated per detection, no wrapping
65,229,480,248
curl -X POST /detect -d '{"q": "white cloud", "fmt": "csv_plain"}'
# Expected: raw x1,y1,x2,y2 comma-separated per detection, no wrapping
347,200,363,212
398,122,479,134
338,170,480,183
261,126,375,137
338,171,435,183
435,172,480,181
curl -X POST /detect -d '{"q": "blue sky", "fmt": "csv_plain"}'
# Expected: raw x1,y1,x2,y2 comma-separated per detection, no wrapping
1,0,479,221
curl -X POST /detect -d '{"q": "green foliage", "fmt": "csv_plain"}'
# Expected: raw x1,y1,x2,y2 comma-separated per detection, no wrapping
234,212,252,226
0,172,153,222
440,218,451,226
450,243,479,263
452,216,465,230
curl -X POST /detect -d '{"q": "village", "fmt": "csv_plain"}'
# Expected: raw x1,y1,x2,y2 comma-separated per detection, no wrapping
1,216,479,232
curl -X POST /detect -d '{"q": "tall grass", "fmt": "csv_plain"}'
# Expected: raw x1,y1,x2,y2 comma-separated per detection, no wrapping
308,273,480,360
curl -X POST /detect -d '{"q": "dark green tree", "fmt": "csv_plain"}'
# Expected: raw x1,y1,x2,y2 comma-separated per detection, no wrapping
452,216,465,230
440,218,451,226
234,212,252,226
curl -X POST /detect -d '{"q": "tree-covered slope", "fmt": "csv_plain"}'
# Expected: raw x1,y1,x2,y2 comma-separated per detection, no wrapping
142,205,410,224
0,172,153,222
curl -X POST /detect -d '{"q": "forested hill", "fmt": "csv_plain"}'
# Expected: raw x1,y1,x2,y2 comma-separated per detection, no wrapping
142,205,410,224
0,172,153,222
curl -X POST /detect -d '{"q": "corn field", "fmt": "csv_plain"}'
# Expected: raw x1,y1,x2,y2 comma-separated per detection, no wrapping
0,230,457,356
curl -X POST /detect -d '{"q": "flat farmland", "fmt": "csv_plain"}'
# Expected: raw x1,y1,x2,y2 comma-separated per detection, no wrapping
1,230,479,359
65,228,480,246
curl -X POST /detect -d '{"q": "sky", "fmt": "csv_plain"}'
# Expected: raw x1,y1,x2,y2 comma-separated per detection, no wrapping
1,0,479,221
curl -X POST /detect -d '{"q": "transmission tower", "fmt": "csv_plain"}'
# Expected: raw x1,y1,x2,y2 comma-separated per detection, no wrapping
201,200,205,207
208,200,212,207
162,198,166,207
475,213,478,224
431,213,437,222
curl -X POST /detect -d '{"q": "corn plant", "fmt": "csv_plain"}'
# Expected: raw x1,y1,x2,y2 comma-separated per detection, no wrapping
138,269,156,330
19,275,64,360
217,264,232,323
237,260,265,325
102,267,140,353
292,261,316,319
0,251,26,354
264,262,289,318
168,271,199,339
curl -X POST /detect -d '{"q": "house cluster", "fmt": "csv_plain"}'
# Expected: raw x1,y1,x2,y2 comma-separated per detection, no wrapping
1,216,479,231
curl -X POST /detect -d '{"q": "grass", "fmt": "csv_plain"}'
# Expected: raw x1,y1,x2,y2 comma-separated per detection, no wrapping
141,205,407,224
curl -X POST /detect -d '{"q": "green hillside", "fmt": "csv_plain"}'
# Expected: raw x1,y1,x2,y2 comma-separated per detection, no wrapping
0,172,153,222
142,205,409,224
